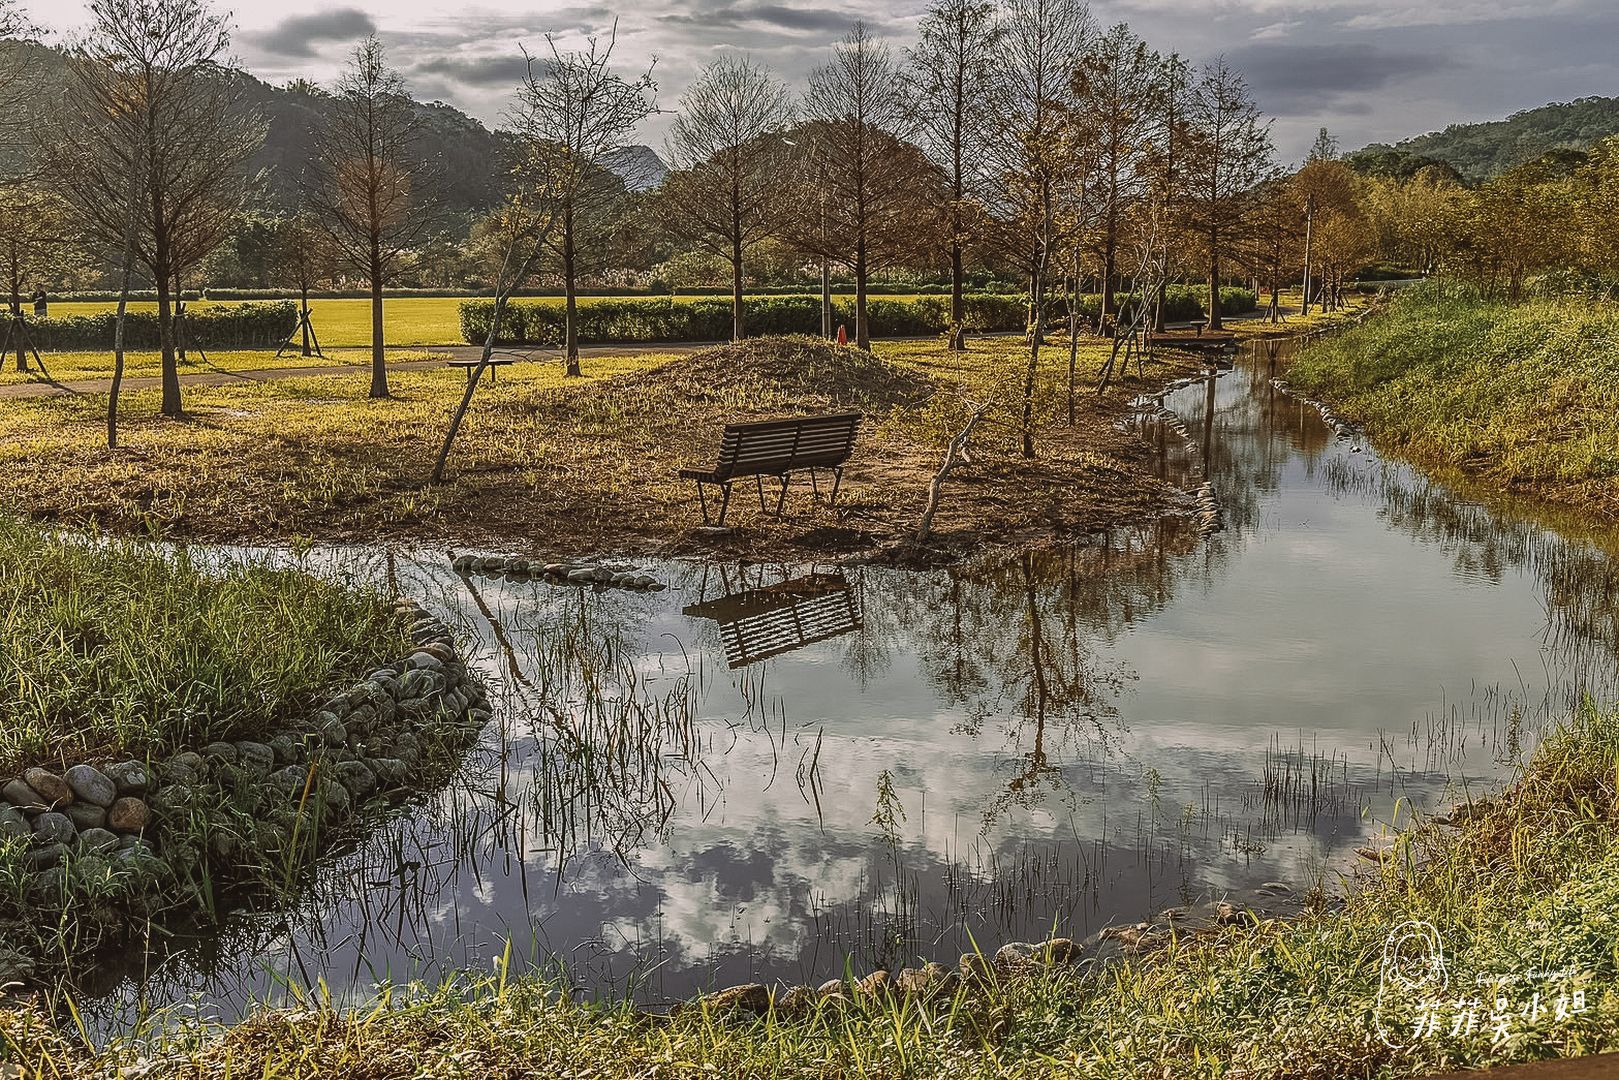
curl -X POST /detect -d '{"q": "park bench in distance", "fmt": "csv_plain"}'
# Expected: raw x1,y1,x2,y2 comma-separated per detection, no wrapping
678,412,862,525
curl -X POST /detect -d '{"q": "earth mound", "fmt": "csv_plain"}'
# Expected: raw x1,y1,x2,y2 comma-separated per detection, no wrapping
634,335,935,412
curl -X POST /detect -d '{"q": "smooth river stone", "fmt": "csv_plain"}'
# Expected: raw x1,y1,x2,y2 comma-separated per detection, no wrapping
0,807,29,839
63,802,107,832
1,779,46,810
22,768,73,806
64,764,118,807
103,760,151,795
32,812,77,845
107,797,149,833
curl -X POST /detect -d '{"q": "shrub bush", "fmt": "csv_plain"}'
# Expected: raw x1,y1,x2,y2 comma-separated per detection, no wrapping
29,302,297,351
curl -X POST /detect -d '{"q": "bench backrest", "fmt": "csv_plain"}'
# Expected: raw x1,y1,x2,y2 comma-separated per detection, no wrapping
712,412,861,480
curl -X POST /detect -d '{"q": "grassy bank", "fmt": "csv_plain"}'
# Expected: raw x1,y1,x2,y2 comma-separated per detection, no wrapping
0,520,405,772
15,701,1615,1078
1286,285,1619,518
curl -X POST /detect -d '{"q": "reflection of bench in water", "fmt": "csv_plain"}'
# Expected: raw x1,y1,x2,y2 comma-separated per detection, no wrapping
683,571,862,668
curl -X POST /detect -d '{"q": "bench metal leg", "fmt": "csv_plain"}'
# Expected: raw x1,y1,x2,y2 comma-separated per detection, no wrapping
774,473,790,516
695,481,733,526
829,466,844,505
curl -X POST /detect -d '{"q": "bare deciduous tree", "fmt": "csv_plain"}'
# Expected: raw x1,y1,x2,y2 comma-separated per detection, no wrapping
514,25,655,376
308,37,429,398
984,0,1090,457
432,184,556,483
801,22,921,351
55,0,264,418
661,56,792,342
1183,58,1272,331
0,184,81,371
909,0,1001,349
269,209,338,356
1073,23,1157,321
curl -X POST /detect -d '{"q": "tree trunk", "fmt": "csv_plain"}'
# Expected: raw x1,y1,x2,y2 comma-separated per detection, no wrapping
1301,197,1314,317
300,281,312,357
854,244,870,351
820,258,832,340
109,257,134,449
155,260,181,418
9,281,24,373
434,297,508,483
1101,224,1117,322
563,216,580,377
1206,234,1223,332
950,239,965,350
730,235,744,343
369,237,388,398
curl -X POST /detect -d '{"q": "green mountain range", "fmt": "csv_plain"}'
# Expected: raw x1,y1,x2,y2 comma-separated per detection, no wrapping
3,40,667,224
1355,96,1619,181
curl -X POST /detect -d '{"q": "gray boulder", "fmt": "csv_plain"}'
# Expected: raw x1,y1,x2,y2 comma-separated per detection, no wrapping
64,764,117,808
32,812,77,846
331,760,378,799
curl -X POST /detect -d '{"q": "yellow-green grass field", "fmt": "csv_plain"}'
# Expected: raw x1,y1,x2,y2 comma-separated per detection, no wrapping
0,347,458,387
39,294,939,350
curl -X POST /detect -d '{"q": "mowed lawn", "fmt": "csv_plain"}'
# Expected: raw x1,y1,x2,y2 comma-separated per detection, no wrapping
42,294,938,350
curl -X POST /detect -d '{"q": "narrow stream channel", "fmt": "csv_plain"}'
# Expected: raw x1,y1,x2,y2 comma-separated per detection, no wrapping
83,341,1619,1033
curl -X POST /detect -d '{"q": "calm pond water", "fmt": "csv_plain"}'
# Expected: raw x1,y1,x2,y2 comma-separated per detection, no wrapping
85,341,1619,1030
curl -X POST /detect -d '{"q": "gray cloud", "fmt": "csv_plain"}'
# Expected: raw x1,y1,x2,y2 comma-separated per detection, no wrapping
411,55,535,88
245,9,378,59
659,3,866,34
1223,42,1452,115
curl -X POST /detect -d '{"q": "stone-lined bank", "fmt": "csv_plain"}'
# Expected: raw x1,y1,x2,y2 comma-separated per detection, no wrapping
0,598,489,988
452,553,667,592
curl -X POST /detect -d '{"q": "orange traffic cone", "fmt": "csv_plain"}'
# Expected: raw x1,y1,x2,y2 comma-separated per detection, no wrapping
836,324,848,346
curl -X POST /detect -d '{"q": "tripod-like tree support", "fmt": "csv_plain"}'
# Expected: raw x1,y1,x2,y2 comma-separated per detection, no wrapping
0,312,51,380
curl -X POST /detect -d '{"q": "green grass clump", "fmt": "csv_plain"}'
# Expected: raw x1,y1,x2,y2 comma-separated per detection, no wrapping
0,518,406,772
1287,283,1619,512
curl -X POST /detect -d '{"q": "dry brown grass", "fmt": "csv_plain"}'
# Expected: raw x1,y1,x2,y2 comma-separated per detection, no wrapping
0,333,1241,559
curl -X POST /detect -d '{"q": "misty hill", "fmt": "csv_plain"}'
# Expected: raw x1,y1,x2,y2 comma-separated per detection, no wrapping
1357,96,1619,181
5,40,667,223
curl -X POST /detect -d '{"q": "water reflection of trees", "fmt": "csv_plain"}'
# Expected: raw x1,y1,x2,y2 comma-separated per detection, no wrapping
1324,455,1619,673
851,523,1211,828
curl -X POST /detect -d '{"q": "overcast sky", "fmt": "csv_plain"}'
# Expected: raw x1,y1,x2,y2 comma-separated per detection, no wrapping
31,0,1619,164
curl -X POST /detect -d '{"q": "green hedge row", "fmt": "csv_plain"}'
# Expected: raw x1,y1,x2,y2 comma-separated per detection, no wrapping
459,288,1257,346
459,294,1028,345
28,302,297,351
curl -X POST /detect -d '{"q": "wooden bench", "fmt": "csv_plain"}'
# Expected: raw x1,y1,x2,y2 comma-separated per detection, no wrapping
678,412,862,525
447,358,516,382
